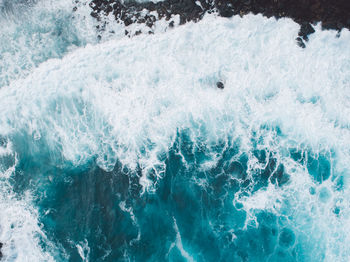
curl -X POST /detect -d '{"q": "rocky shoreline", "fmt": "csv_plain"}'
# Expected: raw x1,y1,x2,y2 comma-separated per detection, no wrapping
87,0,350,47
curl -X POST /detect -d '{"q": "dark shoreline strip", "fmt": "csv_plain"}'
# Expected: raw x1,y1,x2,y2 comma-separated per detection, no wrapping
88,0,350,42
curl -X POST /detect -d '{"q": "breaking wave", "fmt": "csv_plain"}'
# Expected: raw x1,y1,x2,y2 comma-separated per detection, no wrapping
0,1,350,261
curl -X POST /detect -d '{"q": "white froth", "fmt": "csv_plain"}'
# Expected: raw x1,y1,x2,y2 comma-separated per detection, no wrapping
0,0,98,88
76,239,90,262
0,145,55,261
1,15,349,171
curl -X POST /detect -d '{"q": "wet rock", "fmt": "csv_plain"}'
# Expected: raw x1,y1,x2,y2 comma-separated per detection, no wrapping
216,81,224,89
0,242,3,260
296,37,306,48
298,22,315,41
216,1,234,18
85,0,350,46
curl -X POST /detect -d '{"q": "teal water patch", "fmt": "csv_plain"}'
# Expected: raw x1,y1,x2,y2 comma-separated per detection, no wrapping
6,130,321,261
289,146,334,184
306,152,332,183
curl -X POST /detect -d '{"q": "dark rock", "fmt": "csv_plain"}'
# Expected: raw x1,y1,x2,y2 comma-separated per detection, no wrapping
216,81,224,89
216,1,234,17
296,37,306,48
298,22,315,41
90,11,99,19
84,0,350,48
105,5,113,14
123,17,133,26
218,7,234,18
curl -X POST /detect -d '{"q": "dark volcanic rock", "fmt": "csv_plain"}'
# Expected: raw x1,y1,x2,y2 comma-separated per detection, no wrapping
215,1,235,18
216,81,224,89
87,0,350,43
299,22,315,41
296,37,306,48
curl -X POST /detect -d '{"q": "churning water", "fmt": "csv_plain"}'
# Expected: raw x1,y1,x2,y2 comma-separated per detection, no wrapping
0,0,350,261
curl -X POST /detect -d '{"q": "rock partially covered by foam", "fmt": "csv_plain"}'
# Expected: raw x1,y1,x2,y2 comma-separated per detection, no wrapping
216,81,224,89
89,0,208,32
87,0,350,37
0,242,2,259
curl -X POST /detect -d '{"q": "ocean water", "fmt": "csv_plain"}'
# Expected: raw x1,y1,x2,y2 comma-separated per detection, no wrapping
1,0,350,261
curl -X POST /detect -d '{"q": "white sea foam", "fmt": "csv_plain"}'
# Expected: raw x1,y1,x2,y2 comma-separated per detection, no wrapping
76,239,90,262
0,8,350,261
0,0,99,88
0,143,56,262
170,217,195,262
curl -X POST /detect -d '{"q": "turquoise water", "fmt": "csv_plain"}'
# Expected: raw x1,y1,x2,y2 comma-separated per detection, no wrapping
9,129,327,261
0,1,350,261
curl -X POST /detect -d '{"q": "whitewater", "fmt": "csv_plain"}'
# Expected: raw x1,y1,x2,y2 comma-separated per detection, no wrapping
0,0,350,261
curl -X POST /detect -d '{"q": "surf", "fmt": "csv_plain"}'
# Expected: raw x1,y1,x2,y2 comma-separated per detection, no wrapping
0,2,350,261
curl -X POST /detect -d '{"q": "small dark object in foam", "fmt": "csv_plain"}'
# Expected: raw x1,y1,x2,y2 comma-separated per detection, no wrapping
296,37,306,48
216,81,224,89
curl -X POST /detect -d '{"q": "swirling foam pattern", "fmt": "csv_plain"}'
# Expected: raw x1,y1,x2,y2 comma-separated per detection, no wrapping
0,1,350,261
